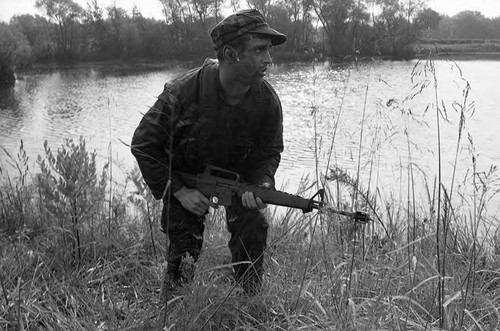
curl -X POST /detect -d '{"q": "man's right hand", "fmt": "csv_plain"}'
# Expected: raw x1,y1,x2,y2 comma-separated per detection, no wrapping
173,187,216,216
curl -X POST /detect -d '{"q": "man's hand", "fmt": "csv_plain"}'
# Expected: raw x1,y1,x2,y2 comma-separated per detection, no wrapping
241,182,271,210
173,187,217,216
241,192,267,209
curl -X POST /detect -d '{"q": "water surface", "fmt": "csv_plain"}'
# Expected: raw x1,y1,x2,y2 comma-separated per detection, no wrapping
1,59,499,216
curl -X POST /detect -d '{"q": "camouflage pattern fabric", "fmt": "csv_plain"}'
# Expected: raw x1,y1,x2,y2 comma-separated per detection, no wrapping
210,9,286,49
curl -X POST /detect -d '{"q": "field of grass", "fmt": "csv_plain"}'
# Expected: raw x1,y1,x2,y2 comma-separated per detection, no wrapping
1,58,500,330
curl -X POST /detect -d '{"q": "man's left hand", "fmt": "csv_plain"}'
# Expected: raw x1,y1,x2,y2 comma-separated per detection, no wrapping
241,191,267,210
241,182,271,210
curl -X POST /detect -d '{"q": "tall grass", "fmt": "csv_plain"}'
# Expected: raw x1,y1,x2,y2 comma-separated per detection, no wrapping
1,56,499,330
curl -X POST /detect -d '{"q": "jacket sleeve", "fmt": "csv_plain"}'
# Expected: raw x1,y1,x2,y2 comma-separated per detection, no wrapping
130,87,185,200
247,95,284,188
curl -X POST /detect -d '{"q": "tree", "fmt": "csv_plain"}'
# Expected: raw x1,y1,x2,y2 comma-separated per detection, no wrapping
191,0,213,48
136,18,169,59
121,21,141,58
35,0,84,57
399,0,427,23
415,7,441,31
10,14,53,61
106,4,128,56
490,17,500,39
452,11,489,39
349,2,370,53
372,0,427,58
312,0,369,55
429,15,453,39
212,0,222,22
229,0,242,12
0,23,18,86
158,0,187,53
246,0,271,17
280,0,314,52
0,23,32,86
82,0,107,56
267,4,294,51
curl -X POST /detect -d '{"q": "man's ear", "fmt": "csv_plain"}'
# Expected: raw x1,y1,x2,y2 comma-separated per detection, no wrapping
223,45,240,63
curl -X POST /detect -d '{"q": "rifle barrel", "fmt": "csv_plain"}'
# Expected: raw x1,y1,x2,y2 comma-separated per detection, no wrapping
322,206,370,223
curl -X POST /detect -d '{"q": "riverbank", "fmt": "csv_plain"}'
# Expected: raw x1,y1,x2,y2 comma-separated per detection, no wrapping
13,45,500,80
15,59,194,77
414,38,500,59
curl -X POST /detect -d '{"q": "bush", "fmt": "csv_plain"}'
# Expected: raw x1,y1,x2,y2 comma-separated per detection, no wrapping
36,137,108,266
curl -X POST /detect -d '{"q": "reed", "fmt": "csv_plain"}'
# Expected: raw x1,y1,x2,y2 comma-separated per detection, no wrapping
0,57,499,330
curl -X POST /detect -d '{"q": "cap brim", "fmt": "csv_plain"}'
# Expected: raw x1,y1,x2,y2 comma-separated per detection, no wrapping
250,26,287,46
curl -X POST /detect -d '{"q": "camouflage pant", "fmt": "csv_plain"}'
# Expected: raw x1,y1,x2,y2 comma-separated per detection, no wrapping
161,197,268,294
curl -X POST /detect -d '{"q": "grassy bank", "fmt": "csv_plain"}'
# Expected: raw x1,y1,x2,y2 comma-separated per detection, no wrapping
1,58,500,330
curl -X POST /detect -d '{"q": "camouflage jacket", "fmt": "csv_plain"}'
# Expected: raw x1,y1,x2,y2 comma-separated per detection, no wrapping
131,59,284,200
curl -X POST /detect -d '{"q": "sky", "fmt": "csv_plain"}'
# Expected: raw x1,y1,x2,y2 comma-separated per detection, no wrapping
1,0,500,22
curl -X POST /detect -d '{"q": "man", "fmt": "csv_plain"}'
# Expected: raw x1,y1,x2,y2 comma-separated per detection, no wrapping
131,9,286,298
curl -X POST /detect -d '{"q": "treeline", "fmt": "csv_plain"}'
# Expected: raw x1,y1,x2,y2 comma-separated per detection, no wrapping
1,0,500,86
425,10,500,40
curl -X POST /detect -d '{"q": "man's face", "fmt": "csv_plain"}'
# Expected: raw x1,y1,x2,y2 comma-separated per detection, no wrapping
235,35,273,84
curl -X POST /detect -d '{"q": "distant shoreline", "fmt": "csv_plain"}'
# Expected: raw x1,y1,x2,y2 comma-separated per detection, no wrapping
414,38,500,59
14,45,500,77
414,52,500,60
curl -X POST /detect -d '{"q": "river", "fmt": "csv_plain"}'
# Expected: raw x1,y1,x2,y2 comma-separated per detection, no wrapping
1,58,499,220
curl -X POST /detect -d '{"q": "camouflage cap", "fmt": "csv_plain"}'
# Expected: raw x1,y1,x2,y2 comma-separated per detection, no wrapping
210,9,287,50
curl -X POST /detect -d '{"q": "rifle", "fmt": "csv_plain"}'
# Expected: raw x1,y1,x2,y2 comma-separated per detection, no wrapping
177,165,370,223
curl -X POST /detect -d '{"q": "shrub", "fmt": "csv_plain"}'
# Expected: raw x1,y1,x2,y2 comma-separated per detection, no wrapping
36,137,108,266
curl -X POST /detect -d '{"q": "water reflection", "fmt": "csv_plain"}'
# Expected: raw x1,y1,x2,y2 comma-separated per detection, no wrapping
0,86,20,109
0,87,22,134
